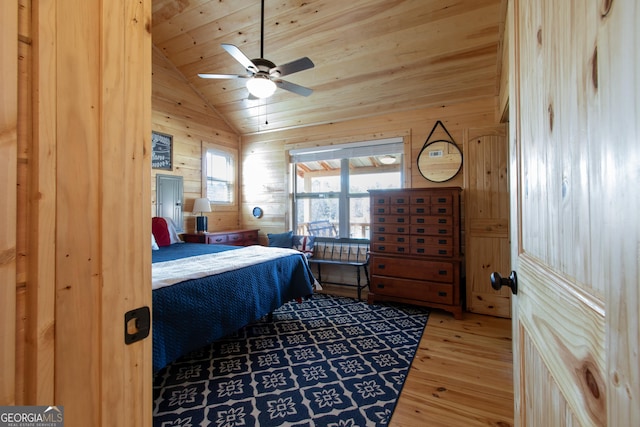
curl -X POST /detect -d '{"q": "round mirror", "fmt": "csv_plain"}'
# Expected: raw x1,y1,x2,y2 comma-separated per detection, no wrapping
417,140,462,182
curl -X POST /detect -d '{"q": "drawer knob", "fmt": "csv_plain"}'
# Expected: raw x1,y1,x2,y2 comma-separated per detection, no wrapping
438,291,447,297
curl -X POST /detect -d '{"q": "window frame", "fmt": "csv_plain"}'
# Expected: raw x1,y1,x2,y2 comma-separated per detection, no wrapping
290,137,408,239
201,141,238,211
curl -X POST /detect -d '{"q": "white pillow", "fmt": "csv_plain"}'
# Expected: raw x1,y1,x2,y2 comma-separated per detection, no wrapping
163,217,183,244
151,233,159,250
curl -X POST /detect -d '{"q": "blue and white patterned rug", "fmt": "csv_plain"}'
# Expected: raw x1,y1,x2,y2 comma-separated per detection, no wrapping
153,293,429,427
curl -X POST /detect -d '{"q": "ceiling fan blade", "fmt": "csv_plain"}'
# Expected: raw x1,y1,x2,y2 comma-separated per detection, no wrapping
221,43,258,73
275,79,313,97
198,73,251,79
271,57,314,77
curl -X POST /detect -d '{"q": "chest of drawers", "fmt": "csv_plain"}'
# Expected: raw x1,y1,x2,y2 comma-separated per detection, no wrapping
368,188,463,319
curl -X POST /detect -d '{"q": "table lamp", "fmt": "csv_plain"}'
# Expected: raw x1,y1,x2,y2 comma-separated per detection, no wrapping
193,198,211,233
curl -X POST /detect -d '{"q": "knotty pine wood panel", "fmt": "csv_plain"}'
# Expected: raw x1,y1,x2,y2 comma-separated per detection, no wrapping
152,46,241,232
21,0,57,406
496,0,509,122
464,128,511,317
597,1,640,424
241,97,496,236
510,0,623,423
49,0,153,425
151,0,503,134
0,0,18,407
15,15,31,406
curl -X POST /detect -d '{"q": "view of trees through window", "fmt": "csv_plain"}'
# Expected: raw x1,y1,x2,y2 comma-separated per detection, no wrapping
205,149,234,204
294,153,403,239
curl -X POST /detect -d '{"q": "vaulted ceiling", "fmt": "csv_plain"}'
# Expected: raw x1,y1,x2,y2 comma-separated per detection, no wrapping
152,0,505,135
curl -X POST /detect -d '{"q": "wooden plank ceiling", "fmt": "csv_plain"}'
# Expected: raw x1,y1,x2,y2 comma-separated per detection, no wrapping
152,0,504,135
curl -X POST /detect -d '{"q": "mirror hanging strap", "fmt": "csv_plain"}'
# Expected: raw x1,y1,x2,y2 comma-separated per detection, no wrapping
423,120,457,148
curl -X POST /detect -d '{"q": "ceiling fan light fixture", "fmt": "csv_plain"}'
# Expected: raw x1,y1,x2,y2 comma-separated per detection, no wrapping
246,75,277,98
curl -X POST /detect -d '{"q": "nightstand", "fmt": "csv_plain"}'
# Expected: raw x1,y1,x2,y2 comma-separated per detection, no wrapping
181,229,259,246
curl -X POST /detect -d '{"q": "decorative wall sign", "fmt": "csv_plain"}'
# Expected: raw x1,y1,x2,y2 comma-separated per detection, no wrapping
152,131,173,170
417,120,462,182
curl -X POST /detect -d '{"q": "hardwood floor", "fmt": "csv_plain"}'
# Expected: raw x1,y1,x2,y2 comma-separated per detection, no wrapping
318,285,514,427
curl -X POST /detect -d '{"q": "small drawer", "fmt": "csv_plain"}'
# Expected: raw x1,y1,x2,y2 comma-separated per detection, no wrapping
372,224,410,234
411,224,453,236
243,230,259,241
206,234,228,244
390,205,409,215
373,215,410,225
411,245,453,257
372,196,389,206
374,234,409,244
371,242,410,254
411,195,431,206
227,233,244,244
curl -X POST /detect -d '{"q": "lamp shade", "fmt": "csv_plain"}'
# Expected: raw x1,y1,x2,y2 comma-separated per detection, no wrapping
246,75,277,98
192,198,211,214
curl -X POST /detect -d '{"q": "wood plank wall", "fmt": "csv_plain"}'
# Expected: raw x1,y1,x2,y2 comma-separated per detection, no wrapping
152,47,240,232
9,1,154,425
240,97,497,235
239,97,500,287
1,0,18,406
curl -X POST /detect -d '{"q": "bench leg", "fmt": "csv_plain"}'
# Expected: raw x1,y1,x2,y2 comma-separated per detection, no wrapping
356,266,362,301
316,264,322,286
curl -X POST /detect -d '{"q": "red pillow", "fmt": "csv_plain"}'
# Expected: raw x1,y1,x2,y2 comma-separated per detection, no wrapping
152,217,171,247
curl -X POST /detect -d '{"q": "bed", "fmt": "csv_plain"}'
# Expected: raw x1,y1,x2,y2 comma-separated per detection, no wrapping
151,238,316,372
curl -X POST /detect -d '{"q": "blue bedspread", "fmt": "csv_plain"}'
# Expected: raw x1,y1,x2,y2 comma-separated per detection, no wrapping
152,243,315,372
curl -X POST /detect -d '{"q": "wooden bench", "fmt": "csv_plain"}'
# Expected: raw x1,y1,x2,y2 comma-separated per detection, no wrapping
306,220,338,237
308,237,370,300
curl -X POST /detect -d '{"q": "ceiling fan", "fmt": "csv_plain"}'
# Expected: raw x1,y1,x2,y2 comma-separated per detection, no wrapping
197,0,315,99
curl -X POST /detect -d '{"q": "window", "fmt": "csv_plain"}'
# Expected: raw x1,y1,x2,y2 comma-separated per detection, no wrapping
202,142,237,207
291,138,405,239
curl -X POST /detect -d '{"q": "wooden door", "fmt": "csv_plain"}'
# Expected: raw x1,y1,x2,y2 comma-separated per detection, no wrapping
509,0,639,425
156,174,184,231
13,1,152,426
464,126,511,317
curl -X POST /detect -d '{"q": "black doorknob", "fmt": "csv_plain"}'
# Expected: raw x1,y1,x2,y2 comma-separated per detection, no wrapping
490,271,518,295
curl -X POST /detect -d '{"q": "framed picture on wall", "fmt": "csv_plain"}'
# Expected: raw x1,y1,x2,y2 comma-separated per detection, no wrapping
152,131,173,170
